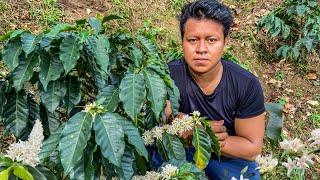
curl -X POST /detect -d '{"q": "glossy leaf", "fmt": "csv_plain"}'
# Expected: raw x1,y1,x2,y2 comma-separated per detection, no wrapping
162,133,186,160
39,124,64,162
40,104,61,136
119,116,148,160
27,95,39,122
64,76,81,114
69,159,84,180
265,103,283,142
84,144,97,180
167,86,180,117
12,53,38,91
59,35,81,74
25,165,46,180
12,165,33,180
3,90,29,138
34,166,57,180
96,85,119,112
129,45,142,67
192,126,211,170
94,112,125,167
21,33,38,56
2,40,22,71
0,81,7,122
59,112,93,175
88,17,102,34
0,166,12,180
137,35,159,58
119,73,146,120
40,80,67,113
144,70,167,120
46,23,75,38
202,121,221,157
39,53,64,91
116,146,135,180
86,35,110,74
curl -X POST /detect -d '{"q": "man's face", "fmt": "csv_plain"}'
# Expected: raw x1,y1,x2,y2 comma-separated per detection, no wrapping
182,18,227,74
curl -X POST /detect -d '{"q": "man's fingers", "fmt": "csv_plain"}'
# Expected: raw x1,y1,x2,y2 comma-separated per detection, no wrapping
219,140,226,148
216,132,228,141
211,125,227,133
211,120,224,125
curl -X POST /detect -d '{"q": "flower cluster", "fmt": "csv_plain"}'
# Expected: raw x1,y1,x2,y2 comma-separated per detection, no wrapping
6,120,44,167
282,154,315,177
167,115,195,136
84,102,105,116
308,128,320,147
132,164,178,180
255,154,278,174
279,138,305,154
142,111,201,145
231,175,249,180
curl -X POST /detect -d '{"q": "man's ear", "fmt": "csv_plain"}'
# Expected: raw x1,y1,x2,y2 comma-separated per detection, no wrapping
224,37,229,46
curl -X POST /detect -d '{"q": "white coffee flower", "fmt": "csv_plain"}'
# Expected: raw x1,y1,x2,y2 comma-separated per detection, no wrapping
142,130,155,146
6,120,44,167
308,128,320,147
280,138,305,153
191,111,201,117
168,115,195,136
255,154,278,174
230,175,249,180
6,141,25,162
152,126,165,140
282,157,296,177
295,153,315,170
132,171,161,180
160,164,178,180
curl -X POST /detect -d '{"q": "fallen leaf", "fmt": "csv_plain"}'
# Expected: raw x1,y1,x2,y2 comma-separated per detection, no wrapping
86,8,92,15
307,73,317,80
283,103,296,115
306,100,319,106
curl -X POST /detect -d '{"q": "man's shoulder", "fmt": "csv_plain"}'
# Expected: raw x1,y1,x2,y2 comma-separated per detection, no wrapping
167,58,186,76
222,59,258,82
167,58,184,67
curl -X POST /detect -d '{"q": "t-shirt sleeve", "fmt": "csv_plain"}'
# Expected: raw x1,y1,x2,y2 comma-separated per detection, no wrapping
235,78,265,119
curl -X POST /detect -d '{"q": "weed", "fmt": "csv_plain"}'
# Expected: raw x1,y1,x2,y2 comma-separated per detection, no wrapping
28,0,63,27
170,0,187,11
311,113,320,126
278,96,287,106
0,0,6,13
138,20,162,43
295,89,303,97
43,0,58,6
275,70,286,81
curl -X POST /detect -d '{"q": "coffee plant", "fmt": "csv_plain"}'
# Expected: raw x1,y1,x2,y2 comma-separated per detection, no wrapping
0,15,220,179
258,0,320,62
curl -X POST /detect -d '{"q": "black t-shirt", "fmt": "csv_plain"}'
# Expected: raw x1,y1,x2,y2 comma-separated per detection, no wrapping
168,58,265,135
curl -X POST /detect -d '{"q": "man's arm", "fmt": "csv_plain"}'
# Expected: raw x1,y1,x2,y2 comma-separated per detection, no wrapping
220,112,266,161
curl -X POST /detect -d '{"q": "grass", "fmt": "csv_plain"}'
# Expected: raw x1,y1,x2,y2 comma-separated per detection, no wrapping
29,0,63,27
0,0,6,12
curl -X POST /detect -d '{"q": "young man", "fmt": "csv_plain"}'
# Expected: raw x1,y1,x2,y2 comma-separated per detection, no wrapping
166,0,266,179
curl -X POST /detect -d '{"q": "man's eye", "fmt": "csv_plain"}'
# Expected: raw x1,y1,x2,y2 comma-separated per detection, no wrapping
208,39,216,43
188,39,197,43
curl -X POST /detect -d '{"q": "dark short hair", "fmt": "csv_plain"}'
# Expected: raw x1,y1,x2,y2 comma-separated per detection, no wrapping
178,0,234,39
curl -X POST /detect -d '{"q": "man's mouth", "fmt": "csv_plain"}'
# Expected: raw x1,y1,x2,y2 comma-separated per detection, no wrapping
194,58,209,62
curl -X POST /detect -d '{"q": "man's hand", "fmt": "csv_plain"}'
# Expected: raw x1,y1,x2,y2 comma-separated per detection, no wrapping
210,120,228,148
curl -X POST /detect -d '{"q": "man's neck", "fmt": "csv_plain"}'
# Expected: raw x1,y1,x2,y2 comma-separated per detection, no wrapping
188,61,223,95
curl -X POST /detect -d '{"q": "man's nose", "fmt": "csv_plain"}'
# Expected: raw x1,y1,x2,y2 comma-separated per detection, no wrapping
196,40,207,54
